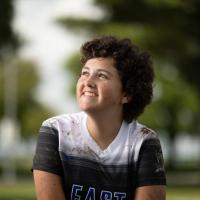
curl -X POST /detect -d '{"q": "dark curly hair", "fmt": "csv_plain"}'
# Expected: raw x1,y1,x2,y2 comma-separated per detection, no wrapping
80,36,154,123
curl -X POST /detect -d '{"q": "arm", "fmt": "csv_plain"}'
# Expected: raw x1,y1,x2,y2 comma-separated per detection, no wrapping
134,136,166,200
33,170,66,200
135,185,166,200
32,125,65,200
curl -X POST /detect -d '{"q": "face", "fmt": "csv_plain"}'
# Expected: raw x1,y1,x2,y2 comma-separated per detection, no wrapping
76,57,128,115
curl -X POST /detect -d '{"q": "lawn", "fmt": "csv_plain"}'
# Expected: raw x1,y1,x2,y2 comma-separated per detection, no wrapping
0,180,199,200
0,180,35,200
166,186,200,200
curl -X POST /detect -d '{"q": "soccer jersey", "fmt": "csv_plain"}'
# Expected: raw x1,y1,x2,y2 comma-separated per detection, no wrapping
32,112,166,200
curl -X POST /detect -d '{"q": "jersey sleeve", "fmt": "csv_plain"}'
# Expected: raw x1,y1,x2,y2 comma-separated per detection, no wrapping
135,137,166,187
32,123,63,176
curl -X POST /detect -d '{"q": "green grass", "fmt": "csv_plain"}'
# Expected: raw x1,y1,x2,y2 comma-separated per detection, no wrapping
0,180,35,200
167,186,200,200
0,180,199,200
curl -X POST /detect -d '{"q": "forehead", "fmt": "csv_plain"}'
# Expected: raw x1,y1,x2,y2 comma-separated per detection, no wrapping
83,57,116,72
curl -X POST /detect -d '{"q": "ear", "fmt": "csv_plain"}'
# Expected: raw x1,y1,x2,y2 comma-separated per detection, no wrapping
121,95,131,104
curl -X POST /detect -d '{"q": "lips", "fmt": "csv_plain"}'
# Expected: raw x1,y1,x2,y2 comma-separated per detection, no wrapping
82,91,98,97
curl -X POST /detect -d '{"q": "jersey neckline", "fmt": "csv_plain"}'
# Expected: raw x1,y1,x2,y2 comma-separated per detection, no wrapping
81,112,129,156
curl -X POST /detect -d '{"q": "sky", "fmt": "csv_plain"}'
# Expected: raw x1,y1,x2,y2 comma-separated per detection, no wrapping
13,0,104,114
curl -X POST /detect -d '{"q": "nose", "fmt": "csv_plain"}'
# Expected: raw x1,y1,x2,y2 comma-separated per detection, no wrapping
84,74,96,88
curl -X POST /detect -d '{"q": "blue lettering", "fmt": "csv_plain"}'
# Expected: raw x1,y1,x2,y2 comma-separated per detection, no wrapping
85,187,95,200
71,184,127,200
101,190,112,200
71,184,83,200
114,192,126,200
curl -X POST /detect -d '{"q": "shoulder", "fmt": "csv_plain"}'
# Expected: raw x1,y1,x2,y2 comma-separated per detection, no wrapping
41,111,86,131
129,121,160,162
134,121,157,141
128,121,157,143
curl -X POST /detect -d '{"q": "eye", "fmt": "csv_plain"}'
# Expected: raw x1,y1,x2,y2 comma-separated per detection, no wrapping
98,73,108,79
80,70,89,77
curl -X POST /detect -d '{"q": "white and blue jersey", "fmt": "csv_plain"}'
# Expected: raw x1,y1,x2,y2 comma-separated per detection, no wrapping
32,112,166,199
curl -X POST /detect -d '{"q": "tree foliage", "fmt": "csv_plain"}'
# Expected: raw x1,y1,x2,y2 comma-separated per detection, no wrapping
96,0,200,91
58,0,200,91
0,60,54,137
0,0,54,137
58,0,200,167
61,0,200,167
0,0,19,59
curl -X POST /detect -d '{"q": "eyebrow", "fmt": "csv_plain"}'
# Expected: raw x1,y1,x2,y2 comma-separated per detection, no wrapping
82,66,113,76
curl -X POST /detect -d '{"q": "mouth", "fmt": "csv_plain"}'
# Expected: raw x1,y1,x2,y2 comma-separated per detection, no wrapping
82,91,98,97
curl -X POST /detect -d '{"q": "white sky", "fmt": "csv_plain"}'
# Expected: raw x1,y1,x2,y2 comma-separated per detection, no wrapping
13,0,104,114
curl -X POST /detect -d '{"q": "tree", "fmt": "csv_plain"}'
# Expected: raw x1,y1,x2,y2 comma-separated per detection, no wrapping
0,0,54,137
0,0,19,59
0,59,54,137
58,0,200,168
139,62,200,167
58,0,200,92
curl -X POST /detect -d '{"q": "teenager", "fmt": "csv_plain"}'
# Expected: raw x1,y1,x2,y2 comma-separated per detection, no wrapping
32,36,166,200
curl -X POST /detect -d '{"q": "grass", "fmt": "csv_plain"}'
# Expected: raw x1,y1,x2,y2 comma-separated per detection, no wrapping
0,180,35,200
0,180,199,200
166,186,200,200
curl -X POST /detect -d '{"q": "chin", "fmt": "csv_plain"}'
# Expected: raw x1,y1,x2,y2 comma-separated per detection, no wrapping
79,105,99,113
79,104,93,111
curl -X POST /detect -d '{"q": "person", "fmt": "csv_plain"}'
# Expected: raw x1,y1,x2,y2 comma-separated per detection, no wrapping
32,35,166,200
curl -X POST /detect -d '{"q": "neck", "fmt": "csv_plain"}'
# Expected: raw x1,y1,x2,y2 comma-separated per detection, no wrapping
86,110,123,150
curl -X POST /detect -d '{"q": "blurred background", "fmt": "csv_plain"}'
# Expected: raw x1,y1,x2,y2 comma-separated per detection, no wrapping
0,0,199,199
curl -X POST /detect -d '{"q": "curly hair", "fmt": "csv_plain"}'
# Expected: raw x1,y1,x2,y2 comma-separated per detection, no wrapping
80,36,154,122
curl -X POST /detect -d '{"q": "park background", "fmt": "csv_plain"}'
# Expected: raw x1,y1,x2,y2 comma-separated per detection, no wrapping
0,0,199,199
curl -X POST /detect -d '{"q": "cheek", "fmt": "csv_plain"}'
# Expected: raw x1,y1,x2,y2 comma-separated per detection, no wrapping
100,84,111,95
100,83,122,98
76,80,82,95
